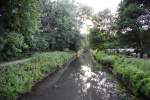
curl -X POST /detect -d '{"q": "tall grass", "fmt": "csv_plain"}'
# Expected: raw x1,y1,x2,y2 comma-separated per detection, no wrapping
127,58,150,73
0,52,74,100
93,50,150,99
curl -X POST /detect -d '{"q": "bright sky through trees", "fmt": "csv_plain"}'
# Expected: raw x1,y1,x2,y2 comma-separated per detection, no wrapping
77,0,121,34
76,0,121,13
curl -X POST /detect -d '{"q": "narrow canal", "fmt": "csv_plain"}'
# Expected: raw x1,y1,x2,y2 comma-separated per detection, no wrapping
19,50,137,100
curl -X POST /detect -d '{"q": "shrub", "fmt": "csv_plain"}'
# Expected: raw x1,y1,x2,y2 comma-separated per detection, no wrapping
93,50,106,62
0,32,28,61
30,35,49,51
0,52,74,99
93,50,150,99
93,50,116,67
100,56,116,67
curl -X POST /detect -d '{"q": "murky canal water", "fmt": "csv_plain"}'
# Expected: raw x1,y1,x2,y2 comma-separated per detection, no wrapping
19,51,137,100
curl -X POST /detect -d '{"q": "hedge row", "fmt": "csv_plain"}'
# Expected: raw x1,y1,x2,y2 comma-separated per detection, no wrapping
93,50,150,99
0,52,74,100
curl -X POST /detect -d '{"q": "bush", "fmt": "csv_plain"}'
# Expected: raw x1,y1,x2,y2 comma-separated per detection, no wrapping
100,56,116,67
93,50,116,67
93,50,150,99
0,32,28,61
0,52,74,100
29,34,49,51
93,50,106,62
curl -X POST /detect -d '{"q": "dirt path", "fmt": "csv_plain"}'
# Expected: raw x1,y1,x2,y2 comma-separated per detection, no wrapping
0,58,31,66
18,50,136,100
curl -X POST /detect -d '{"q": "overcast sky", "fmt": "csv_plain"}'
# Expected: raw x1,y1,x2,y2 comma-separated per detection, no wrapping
76,0,121,13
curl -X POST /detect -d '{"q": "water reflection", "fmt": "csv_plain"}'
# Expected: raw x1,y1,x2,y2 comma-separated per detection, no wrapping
18,51,136,100
73,64,134,100
73,51,134,100
80,65,92,93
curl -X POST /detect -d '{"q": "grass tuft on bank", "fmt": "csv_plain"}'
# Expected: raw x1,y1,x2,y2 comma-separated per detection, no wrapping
93,50,150,99
0,52,74,100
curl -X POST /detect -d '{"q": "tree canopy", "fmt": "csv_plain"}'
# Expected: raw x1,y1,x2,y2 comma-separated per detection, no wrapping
0,0,82,61
116,0,150,56
90,9,117,50
40,0,81,51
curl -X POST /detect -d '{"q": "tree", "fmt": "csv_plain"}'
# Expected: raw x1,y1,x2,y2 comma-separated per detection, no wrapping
90,9,117,50
116,0,150,57
0,0,42,60
41,0,81,51
0,0,41,39
92,9,114,32
77,4,93,22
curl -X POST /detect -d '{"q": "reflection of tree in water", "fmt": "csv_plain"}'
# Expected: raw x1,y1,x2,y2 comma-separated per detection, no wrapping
73,51,136,100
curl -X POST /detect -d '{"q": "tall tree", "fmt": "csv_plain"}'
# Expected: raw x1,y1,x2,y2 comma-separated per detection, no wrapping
77,4,93,22
116,0,150,57
41,0,81,51
90,9,117,50
0,0,41,60
0,0,40,37
92,9,114,32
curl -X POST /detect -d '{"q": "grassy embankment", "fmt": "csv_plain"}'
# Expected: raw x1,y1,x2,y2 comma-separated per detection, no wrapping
0,52,74,100
93,50,150,99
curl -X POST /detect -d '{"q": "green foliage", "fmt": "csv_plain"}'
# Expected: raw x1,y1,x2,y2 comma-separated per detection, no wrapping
90,29,117,50
0,32,28,60
77,4,93,21
90,9,117,50
93,50,116,67
119,3,144,18
0,52,74,99
116,0,150,54
92,9,114,31
126,58,150,72
94,51,150,99
0,0,81,61
0,0,43,60
0,0,41,34
29,33,49,51
41,0,81,51
93,50,106,62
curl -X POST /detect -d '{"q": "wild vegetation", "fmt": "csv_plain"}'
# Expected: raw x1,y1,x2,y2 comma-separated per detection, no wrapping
90,0,150,57
90,9,118,50
0,0,82,61
0,52,74,99
0,0,84,99
116,0,150,57
93,51,150,99
1,0,150,99
90,0,150,99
